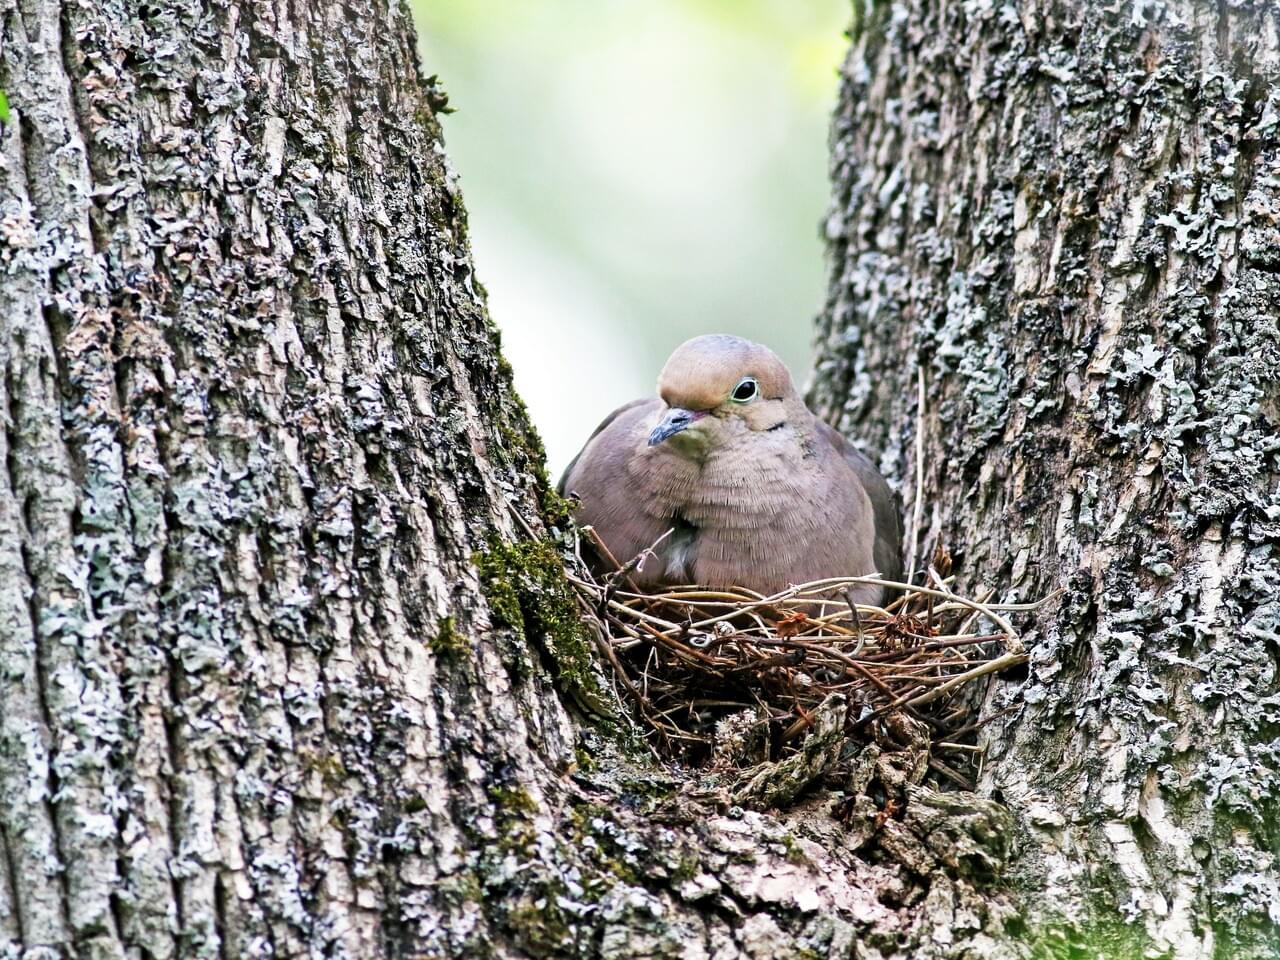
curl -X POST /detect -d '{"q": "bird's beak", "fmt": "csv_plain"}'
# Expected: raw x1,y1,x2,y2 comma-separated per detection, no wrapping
648,407,706,446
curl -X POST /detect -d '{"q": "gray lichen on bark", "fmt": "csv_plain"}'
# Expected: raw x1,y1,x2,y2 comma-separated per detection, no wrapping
2,0,575,954
813,1,1280,956
7,0,1278,955
2,0,1019,957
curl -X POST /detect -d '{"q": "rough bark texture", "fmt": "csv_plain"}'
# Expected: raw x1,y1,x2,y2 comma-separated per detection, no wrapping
814,1,1280,957
0,0,577,955
9,0,1278,957
1,1,1025,959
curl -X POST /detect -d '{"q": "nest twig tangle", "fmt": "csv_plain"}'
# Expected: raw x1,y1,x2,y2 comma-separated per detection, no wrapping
569,526,1048,788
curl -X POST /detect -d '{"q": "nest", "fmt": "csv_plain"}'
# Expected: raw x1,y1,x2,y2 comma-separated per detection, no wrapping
568,527,1044,789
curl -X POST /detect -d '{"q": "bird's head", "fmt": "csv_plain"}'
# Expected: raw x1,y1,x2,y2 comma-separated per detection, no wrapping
648,334,797,460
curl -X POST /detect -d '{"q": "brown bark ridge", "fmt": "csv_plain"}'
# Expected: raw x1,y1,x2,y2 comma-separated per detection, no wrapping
2,1,1025,959
814,1,1280,957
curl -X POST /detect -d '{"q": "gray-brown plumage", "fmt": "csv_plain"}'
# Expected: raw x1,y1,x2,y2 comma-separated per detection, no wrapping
559,334,903,604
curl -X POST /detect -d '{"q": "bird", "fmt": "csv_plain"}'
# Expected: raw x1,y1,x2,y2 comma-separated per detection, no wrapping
558,334,903,605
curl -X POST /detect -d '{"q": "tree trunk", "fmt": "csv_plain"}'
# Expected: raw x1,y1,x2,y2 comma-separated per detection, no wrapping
7,0,1277,958
0,0,576,955
814,1,1280,956
3,1,1002,959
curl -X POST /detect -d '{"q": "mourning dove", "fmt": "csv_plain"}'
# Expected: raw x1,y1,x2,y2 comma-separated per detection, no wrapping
559,334,903,605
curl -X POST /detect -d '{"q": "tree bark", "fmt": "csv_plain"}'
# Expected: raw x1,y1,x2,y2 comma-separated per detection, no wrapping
7,0,1278,958
1,0,576,956
814,1,1280,956
4,1,1002,958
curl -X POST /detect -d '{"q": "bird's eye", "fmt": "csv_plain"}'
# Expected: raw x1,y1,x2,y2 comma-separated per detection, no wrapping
730,377,758,403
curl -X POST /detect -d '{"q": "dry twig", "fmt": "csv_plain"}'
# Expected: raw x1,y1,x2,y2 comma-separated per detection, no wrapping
567,537,1048,778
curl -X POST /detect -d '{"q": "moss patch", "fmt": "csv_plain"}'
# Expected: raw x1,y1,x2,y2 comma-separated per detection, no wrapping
567,802,641,885
536,484,575,528
573,743,598,774
429,615,467,657
504,896,577,959
1024,914,1152,960
298,750,347,787
488,783,540,817
475,536,611,716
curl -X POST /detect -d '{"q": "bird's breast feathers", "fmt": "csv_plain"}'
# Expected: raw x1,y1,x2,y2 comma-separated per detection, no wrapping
630,428,861,531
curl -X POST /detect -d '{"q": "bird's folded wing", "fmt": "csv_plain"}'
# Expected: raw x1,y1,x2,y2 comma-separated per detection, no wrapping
817,420,904,584
558,397,670,575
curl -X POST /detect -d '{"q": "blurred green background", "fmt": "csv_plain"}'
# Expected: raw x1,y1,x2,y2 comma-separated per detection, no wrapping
414,1,850,475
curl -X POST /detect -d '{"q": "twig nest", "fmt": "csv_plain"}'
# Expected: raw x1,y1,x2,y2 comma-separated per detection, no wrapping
567,544,1047,792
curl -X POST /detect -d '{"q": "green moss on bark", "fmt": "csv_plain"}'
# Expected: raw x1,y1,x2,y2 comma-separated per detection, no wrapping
1026,916,1152,960
475,537,611,716
429,615,467,657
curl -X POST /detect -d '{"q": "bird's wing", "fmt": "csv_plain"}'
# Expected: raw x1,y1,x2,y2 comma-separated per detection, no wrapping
816,420,905,584
557,396,656,496
558,397,671,575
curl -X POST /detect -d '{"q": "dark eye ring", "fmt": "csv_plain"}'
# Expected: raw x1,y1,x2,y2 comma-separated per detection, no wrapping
731,377,758,403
